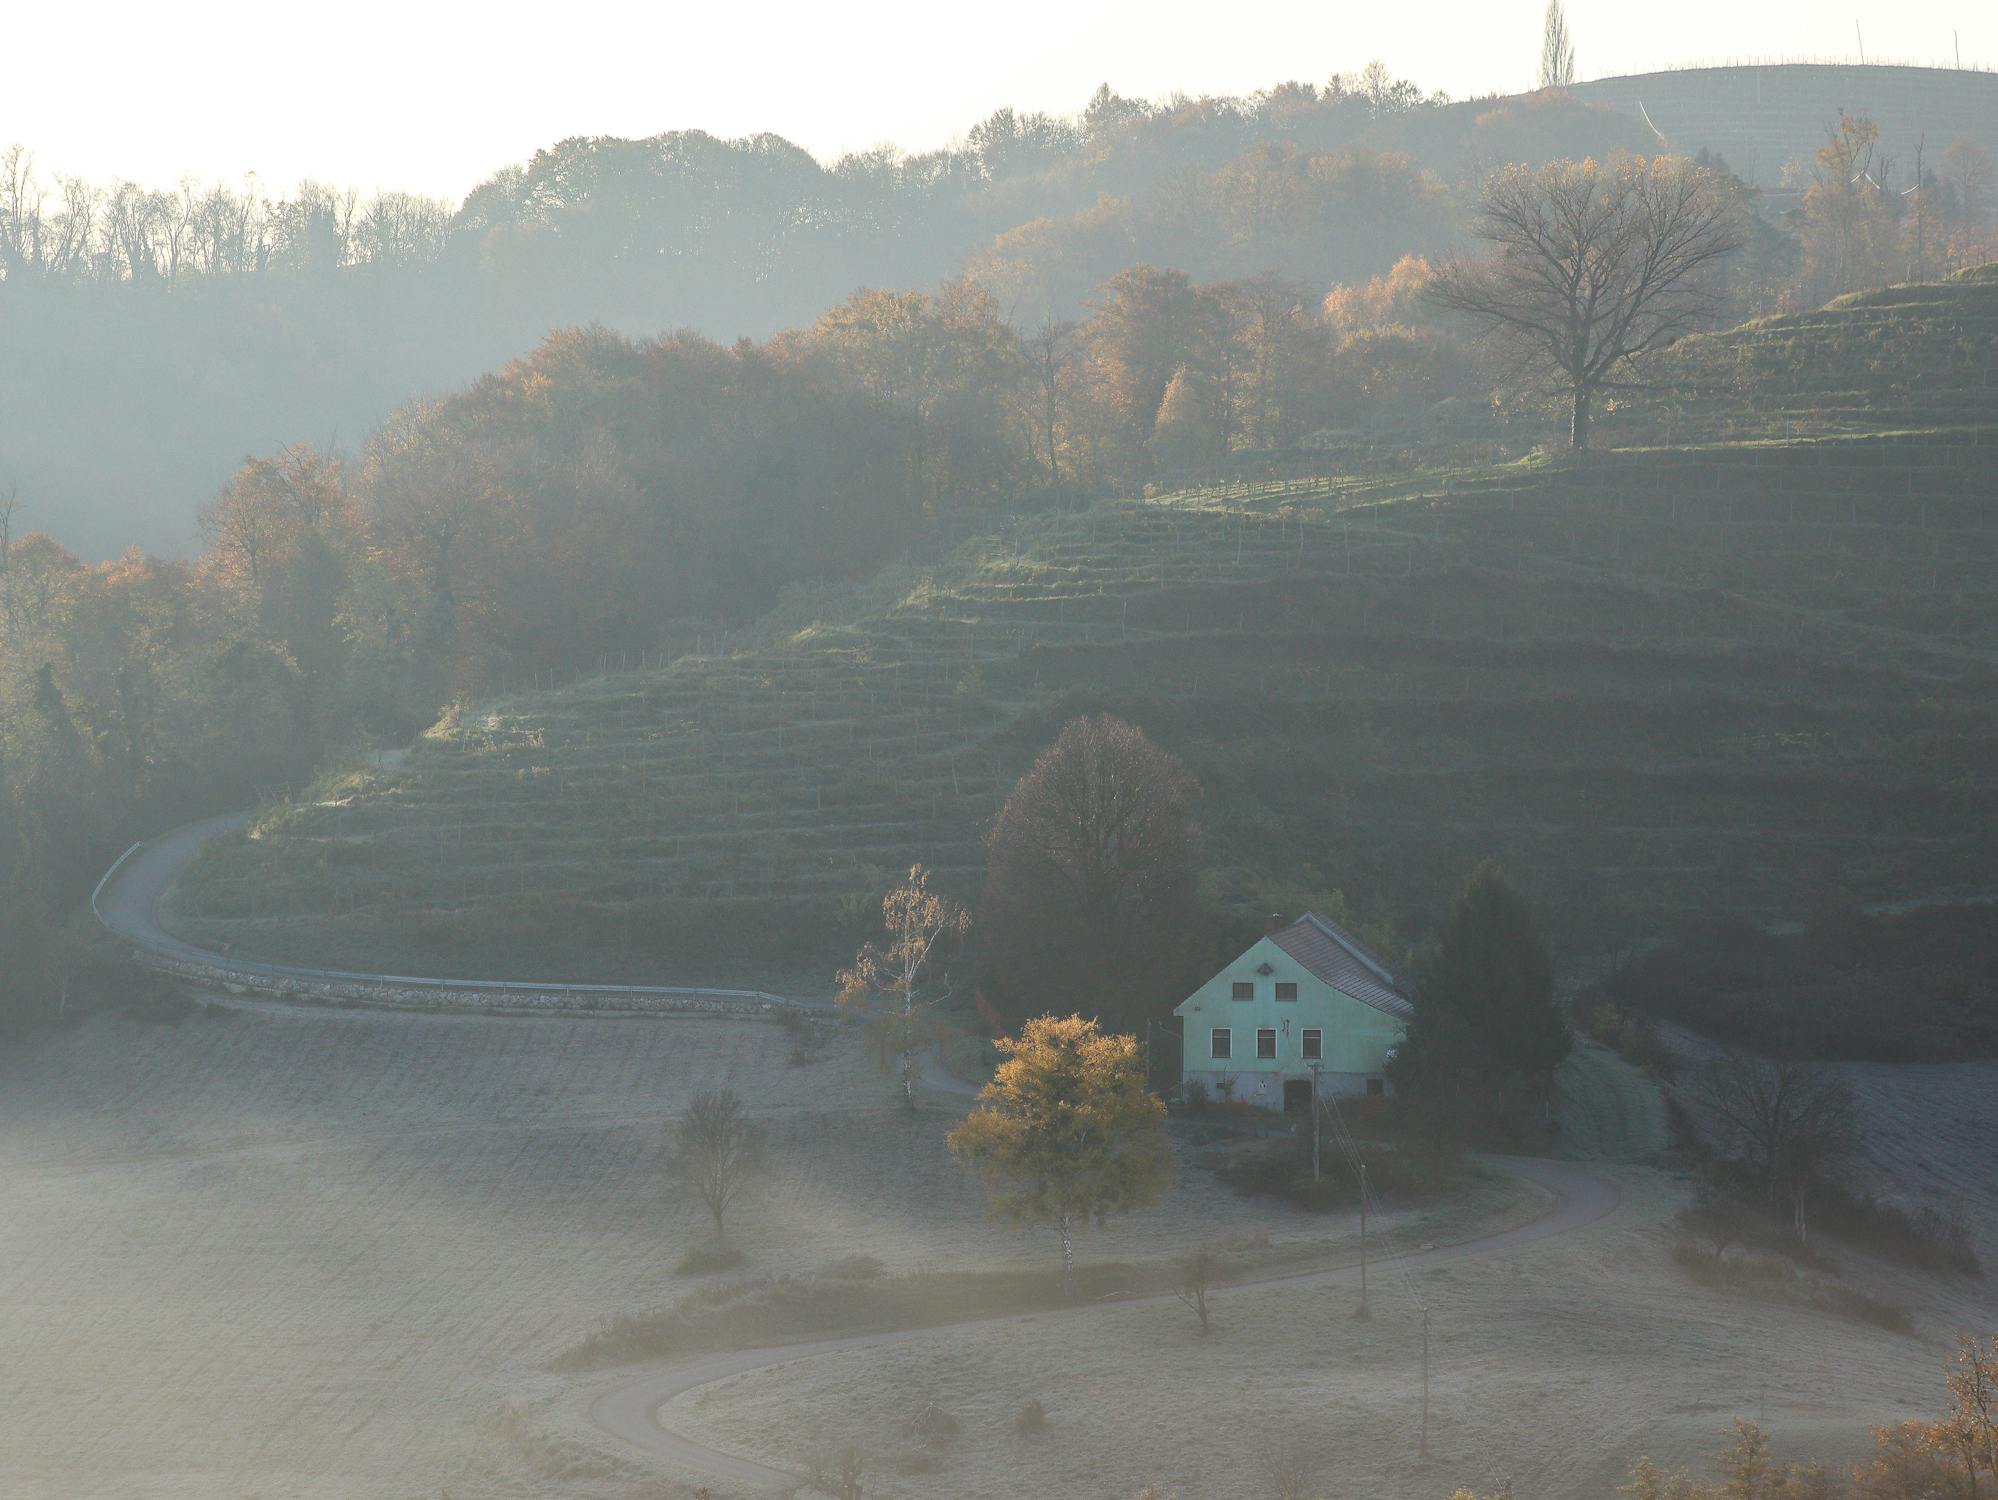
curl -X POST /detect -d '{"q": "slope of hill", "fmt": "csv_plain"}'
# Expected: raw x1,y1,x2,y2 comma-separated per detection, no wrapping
1614,263,1998,444
167,275,1998,986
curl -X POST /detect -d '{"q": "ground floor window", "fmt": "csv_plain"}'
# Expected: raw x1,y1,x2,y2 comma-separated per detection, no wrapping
1301,1028,1322,1060
1211,1028,1232,1059
1257,1028,1277,1060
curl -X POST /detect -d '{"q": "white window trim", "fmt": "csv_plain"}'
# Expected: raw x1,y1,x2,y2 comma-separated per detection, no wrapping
1256,1027,1278,1060
1301,1028,1322,1061
1210,1028,1232,1060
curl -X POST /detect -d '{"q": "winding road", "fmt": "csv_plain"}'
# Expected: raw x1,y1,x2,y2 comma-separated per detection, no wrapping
573,1154,1623,1494
90,820,1629,1496
91,813,799,1011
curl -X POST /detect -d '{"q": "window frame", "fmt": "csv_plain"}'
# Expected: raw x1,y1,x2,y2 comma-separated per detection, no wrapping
1231,981,1254,1001
1256,1027,1277,1060
1301,1028,1322,1061
1275,981,1298,1002
1210,1028,1232,1060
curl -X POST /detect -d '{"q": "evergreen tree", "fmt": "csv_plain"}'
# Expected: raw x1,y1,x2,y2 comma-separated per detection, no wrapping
1390,862,1570,1100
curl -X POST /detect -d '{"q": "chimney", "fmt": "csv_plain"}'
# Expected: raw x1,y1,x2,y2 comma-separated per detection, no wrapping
1264,912,1284,935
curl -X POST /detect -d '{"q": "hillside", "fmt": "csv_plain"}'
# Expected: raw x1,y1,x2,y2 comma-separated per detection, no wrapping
167,276,1998,988
1613,263,1998,444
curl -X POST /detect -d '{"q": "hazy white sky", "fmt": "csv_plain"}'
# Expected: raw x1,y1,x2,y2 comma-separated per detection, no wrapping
11,0,1992,201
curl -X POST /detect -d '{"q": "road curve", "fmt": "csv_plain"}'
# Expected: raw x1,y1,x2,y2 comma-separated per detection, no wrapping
578,1155,1623,1494
90,812,801,1012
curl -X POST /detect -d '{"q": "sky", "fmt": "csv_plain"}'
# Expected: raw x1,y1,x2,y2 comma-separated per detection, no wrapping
8,0,1993,202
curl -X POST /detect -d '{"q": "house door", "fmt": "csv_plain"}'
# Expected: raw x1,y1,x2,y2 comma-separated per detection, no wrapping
1283,1079,1314,1114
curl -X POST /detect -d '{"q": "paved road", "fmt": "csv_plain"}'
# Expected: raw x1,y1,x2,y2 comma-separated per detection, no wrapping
92,812,251,967
578,1154,1623,1495
90,813,799,1011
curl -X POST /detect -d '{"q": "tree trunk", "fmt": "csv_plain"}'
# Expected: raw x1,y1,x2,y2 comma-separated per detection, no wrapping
1570,384,1593,451
1058,1215,1075,1300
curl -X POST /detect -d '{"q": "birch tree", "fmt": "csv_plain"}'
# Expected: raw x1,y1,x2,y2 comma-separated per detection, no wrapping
837,864,969,1109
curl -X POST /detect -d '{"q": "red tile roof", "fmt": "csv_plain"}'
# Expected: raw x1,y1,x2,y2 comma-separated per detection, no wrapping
1269,913,1413,1021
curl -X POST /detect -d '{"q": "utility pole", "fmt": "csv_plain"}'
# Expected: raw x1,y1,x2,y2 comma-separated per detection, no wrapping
1309,1062,1323,1180
1357,1160,1370,1318
1420,1305,1432,1457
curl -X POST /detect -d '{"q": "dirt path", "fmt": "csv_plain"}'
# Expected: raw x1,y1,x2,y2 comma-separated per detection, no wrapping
571,1155,1622,1495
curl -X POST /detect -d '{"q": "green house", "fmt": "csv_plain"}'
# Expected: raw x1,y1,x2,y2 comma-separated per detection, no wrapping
1173,913,1412,1110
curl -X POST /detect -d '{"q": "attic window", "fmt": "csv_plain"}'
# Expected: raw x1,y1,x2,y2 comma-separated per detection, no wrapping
1231,982,1253,1001
1275,982,1297,1001
1255,962,1275,976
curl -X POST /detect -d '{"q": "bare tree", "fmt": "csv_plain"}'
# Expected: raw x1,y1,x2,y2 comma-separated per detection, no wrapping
665,1089,766,1242
1263,1436,1324,1500
1688,1048,1863,1241
1538,1,1577,90
1429,155,1745,450
1177,1248,1219,1335
1017,317,1081,485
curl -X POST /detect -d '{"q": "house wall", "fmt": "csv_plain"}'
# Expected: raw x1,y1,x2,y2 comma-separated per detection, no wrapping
1174,936,1403,1102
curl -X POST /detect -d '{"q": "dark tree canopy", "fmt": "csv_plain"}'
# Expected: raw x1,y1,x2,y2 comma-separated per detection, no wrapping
1390,862,1571,1098
979,715,1202,1032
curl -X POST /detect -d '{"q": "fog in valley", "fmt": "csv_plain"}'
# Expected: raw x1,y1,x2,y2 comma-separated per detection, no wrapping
4,4,1998,1499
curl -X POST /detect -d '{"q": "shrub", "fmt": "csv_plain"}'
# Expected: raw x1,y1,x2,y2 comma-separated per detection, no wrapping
1014,1399,1049,1435
818,1253,886,1280
1811,1183,1981,1276
902,1401,960,1449
673,1243,747,1276
806,1444,867,1500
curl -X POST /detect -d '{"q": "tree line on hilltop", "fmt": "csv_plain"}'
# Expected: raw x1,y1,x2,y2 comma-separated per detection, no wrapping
8,57,1992,558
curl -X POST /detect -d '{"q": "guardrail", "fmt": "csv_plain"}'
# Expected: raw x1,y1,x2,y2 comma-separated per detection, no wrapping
91,828,805,1016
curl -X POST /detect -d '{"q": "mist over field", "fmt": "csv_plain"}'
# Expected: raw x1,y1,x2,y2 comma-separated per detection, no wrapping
4,6,1998,1499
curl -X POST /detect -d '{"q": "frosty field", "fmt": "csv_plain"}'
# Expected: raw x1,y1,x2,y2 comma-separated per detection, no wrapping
2,995,1991,1500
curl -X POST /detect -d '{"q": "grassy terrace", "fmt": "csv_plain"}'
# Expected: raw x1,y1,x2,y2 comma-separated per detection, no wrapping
171,279,1998,986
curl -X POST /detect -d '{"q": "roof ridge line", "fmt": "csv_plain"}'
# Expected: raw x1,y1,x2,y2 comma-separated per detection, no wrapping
1298,911,1398,985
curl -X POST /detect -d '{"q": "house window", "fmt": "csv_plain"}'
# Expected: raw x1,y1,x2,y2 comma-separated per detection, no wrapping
1275,982,1297,1001
1302,1028,1322,1060
1367,1077,1386,1097
1211,1028,1232,1060
1257,1028,1277,1060
1231,981,1254,1001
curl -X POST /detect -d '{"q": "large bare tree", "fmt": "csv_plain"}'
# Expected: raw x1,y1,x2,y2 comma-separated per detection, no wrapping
665,1088,767,1243
1429,154,1745,450
1688,1048,1863,1241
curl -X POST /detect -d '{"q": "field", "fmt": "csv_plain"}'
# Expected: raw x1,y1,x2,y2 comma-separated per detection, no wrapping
2,991,1992,1500
0,995,1512,1500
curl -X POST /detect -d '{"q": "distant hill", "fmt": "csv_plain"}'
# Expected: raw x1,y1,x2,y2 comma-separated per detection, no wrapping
1570,63,1998,193
168,271,1998,988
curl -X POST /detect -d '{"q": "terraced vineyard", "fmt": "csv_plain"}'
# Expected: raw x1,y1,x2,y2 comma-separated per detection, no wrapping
1611,263,1998,445
171,277,1998,985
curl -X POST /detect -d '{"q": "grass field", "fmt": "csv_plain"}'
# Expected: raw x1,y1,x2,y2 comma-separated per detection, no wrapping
5,992,1989,1500
0,996,1501,1499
